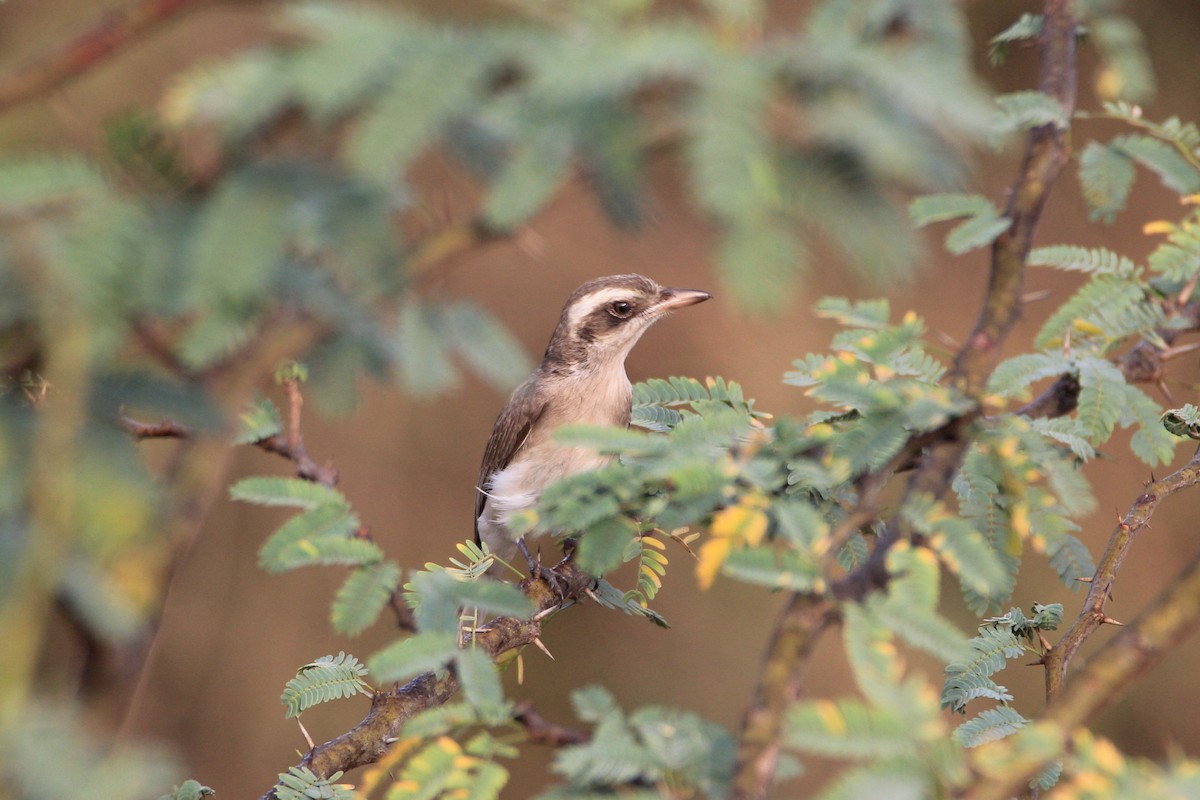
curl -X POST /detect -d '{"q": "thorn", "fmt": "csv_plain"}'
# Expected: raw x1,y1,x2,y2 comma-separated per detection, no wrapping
1025,659,1046,667
1161,341,1200,361
533,605,558,622
532,636,555,660
384,737,399,745
1076,576,1093,583
1101,616,1125,626
297,717,316,751
1156,378,1177,405
1021,288,1054,304
584,589,600,604
935,330,960,350
1178,273,1199,307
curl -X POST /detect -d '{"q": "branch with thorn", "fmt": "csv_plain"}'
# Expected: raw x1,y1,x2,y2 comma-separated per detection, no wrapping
257,562,596,800
729,2,1078,797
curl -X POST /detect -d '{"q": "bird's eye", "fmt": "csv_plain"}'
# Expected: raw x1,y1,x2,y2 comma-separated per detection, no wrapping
608,300,634,319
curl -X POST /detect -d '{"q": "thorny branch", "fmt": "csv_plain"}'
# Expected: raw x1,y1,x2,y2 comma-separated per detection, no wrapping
0,0,215,116
961,537,1200,800
121,378,415,631
257,565,595,800
1043,445,1200,700
729,3,1078,797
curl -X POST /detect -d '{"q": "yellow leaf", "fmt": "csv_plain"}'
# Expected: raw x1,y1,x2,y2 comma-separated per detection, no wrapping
1143,220,1176,235
1071,318,1107,338
1010,502,1031,540
710,499,769,545
814,700,847,736
696,538,732,590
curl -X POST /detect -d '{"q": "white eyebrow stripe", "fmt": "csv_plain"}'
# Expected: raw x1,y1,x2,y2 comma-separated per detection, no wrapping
566,287,638,328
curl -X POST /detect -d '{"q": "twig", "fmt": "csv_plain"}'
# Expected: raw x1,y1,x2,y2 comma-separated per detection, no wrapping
118,415,189,440
261,376,339,487
731,595,837,800
730,3,1078,797
0,0,214,116
513,701,589,747
257,563,596,800
961,544,1200,800
1043,444,1200,700
1019,300,1200,419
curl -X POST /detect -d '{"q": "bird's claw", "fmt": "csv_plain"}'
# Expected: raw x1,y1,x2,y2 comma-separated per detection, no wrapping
517,538,570,601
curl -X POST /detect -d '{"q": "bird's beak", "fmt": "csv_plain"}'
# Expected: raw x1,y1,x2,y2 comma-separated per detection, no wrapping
655,287,712,312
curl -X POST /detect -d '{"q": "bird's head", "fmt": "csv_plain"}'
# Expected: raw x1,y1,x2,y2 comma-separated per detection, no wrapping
541,274,711,373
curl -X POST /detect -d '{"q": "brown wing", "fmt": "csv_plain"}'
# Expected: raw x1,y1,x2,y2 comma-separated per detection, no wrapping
474,377,548,539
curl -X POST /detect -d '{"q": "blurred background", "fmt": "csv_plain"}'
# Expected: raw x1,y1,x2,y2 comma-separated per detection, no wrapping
2,1,1200,797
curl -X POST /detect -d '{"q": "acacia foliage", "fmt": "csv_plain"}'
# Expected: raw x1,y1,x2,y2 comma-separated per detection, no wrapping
0,1,1196,799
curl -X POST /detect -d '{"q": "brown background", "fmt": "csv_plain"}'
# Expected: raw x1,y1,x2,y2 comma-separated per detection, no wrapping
4,1,1200,797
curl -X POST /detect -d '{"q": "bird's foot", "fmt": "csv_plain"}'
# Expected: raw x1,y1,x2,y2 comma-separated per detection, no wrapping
518,538,569,600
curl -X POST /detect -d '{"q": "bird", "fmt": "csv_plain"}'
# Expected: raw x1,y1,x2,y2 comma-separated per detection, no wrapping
475,273,711,578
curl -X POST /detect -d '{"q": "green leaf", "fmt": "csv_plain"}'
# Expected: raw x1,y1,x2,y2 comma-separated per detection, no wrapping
393,301,459,396
944,213,1011,255
988,13,1041,65
720,546,821,591
987,352,1070,398
1112,133,1200,195
815,297,891,328
185,169,289,310
871,598,970,665
441,301,533,392
1125,384,1177,467
1076,358,1128,442
283,3,410,120
232,396,282,445
368,631,458,684
274,766,356,800
1089,15,1155,103
280,651,370,718
1077,141,1135,222
842,605,903,708
231,475,348,510
482,124,574,231
0,155,107,211
269,535,383,572
785,699,912,759
1028,244,1136,275
954,706,1028,748
406,570,533,634
932,520,1013,605
257,504,361,572
345,33,489,186
1162,403,1200,438
908,193,996,226
331,561,402,636
571,685,619,723
994,91,1069,132
577,517,639,575
456,647,508,722
158,780,214,800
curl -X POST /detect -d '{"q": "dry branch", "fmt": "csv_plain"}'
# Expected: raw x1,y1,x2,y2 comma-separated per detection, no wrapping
0,0,214,115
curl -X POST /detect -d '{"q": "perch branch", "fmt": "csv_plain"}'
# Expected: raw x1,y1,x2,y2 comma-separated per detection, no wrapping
0,0,214,116
257,564,596,800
